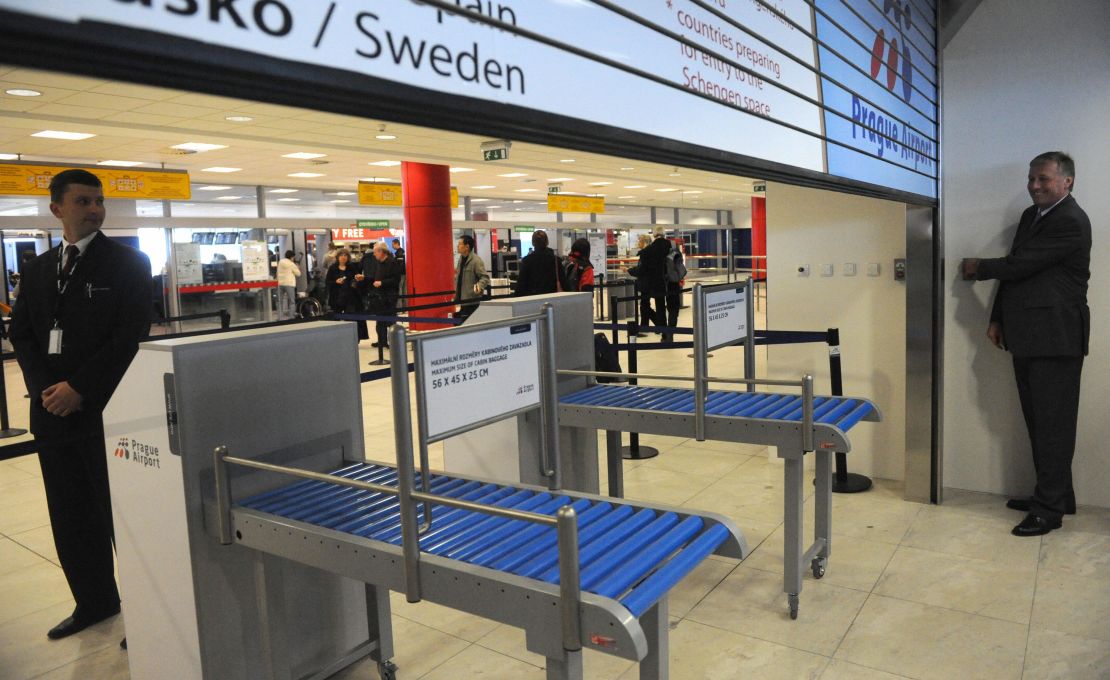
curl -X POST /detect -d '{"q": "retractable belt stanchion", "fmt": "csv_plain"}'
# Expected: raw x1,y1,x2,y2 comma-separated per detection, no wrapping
0,319,27,439
826,327,872,493
620,320,659,461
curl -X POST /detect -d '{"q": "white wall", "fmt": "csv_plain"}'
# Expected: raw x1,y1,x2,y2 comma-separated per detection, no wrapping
766,183,907,481
942,0,1110,507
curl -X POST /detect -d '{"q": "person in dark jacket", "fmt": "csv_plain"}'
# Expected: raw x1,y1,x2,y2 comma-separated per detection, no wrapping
325,248,368,340
10,169,152,641
663,240,685,342
361,242,404,348
961,151,1092,537
565,238,596,292
636,227,671,332
514,230,559,296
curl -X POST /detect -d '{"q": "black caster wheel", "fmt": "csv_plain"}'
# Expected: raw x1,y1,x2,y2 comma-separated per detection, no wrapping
378,660,398,680
811,558,826,579
788,594,799,620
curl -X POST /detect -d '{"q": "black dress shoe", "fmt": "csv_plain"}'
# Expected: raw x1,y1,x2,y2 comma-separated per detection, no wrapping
1011,513,1061,537
47,608,120,640
1006,497,1076,515
121,637,127,650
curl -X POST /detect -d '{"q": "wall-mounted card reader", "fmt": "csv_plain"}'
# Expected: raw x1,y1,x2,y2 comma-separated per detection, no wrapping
893,258,907,281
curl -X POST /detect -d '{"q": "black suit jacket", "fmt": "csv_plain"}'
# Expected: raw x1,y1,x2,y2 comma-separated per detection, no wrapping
977,194,1091,357
361,254,403,309
637,238,671,294
10,232,152,441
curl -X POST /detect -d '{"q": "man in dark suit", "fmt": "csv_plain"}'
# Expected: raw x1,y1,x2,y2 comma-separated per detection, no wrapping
361,241,403,348
636,227,671,333
962,151,1091,537
10,169,152,638
514,230,559,297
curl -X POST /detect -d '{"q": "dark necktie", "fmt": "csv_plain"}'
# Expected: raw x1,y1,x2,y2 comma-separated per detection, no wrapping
61,245,79,285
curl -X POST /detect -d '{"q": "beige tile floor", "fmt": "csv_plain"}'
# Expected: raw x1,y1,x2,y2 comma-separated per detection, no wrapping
2,306,1109,679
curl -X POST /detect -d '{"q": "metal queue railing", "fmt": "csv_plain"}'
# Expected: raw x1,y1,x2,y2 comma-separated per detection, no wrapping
212,304,585,656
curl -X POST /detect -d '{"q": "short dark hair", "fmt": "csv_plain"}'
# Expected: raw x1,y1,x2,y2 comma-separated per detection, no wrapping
392,238,401,246
458,235,475,250
284,249,295,259
571,237,590,259
49,169,102,203
532,230,548,249
1031,151,1075,190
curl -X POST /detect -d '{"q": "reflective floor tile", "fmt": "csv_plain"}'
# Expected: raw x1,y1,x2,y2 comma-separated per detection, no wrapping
0,600,124,680
687,565,868,656
873,545,1036,623
621,464,720,507
639,444,751,479
742,526,898,592
835,594,1026,680
666,557,737,618
332,616,469,680
818,658,911,680
1022,628,1110,680
388,592,500,643
420,643,545,679
901,505,1041,565
1031,568,1110,642
0,537,46,577
1039,529,1110,581
0,562,72,627
10,524,60,566
475,623,633,680
29,641,130,680
616,618,828,680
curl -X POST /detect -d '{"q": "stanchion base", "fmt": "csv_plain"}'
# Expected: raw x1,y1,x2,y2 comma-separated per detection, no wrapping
621,445,660,460
829,473,873,494
0,428,28,439
367,359,389,366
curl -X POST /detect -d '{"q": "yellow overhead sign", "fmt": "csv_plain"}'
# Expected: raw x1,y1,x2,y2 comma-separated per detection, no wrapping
0,163,191,200
548,194,605,213
358,182,459,208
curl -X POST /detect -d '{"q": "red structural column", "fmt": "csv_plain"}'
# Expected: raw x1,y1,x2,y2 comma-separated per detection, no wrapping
750,196,767,281
401,161,454,329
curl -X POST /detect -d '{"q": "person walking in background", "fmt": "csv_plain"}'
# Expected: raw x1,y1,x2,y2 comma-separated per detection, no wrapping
454,235,489,321
563,237,596,293
636,227,671,333
276,249,300,319
362,242,403,348
391,238,405,270
961,151,1091,537
325,248,368,341
514,230,558,296
10,169,152,641
663,238,686,342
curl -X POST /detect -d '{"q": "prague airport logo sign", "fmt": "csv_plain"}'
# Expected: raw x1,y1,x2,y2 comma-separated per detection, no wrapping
113,437,162,470
114,437,130,460
869,0,913,102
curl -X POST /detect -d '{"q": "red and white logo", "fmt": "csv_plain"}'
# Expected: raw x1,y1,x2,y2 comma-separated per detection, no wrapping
870,0,914,102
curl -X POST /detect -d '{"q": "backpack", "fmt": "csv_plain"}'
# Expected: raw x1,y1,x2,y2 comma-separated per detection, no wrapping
593,333,624,382
665,249,688,282
558,255,585,292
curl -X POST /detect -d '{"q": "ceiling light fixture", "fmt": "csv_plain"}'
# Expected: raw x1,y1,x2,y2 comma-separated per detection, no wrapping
682,190,703,194
173,142,227,152
277,198,300,202
269,188,299,194
288,172,325,178
32,130,96,140
449,167,475,173
329,199,351,203
617,195,635,199
588,182,612,186
470,185,496,189
376,134,397,140
624,185,646,189
282,152,326,159
197,185,232,191
225,115,253,122
470,198,490,202
547,177,575,182
514,188,538,193
498,172,528,178
0,153,19,160
201,166,242,173
620,166,634,171
214,196,242,200
333,191,356,196
654,188,678,192
6,88,41,97
368,160,401,166
559,159,576,163
97,160,143,167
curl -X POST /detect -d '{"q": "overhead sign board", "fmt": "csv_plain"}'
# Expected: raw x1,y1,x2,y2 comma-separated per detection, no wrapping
0,0,936,200
358,182,458,207
548,195,605,214
420,322,541,439
0,162,191,200
483,148,508,162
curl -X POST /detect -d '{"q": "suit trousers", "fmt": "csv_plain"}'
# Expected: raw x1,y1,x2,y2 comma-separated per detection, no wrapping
37,435,121,618
1013,355,1083,521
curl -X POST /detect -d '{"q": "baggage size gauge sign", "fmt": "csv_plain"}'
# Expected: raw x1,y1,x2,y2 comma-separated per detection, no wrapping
703,285,749,351
420,322,540,439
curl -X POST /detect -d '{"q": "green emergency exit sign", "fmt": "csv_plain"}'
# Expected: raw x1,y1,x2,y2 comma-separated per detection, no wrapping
483,148,508,162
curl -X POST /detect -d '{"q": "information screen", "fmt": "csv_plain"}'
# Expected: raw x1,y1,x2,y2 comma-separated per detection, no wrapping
1,0,937,200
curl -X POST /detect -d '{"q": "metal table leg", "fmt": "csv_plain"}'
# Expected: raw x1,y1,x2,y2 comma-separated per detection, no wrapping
639,597,669,680
545,650,584,680
813,449,832,579
782,453,804,620
366,584,397,679
606,430,624,498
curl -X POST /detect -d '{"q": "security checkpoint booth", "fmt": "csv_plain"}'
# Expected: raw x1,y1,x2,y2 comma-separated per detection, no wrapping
103,311,746,679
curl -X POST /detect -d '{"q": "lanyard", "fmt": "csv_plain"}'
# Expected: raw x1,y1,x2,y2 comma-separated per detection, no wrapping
53,245,82,327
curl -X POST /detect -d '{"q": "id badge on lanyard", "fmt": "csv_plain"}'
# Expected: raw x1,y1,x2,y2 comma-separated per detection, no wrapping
50,247,79,355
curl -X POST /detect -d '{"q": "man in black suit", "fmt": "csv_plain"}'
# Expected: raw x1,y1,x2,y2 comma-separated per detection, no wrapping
10,169,152,638
962,151,1091,537
636,227,671,332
